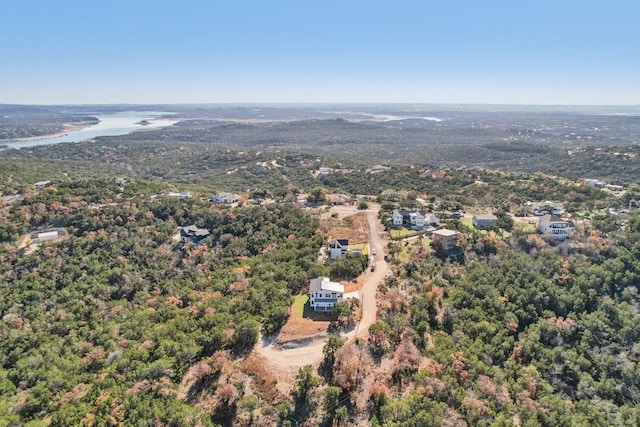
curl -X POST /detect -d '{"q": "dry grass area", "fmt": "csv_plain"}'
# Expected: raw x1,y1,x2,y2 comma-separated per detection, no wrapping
276,317,331,344
342,278,364,293
240,353,283,403
321,211,370,244
177,351,285,423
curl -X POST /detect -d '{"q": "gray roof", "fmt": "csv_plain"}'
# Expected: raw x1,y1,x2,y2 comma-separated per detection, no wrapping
473,214,497,221
181,225,210,237
540,214,565,223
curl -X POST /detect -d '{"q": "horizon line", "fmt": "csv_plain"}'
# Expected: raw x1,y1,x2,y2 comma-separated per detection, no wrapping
1,102,640,108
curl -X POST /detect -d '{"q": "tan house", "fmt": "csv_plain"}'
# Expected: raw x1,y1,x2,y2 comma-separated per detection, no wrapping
432,229,459,252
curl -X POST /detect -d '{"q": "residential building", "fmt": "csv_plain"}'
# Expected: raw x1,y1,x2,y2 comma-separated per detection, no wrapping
166,191,192,198
180,225,210,245
326,193,352,205
530,201,563,216
409,211,425,229
431,229,459,252
212,192,241,204
472,214,498,229
36,231,59,242
424,214,440,227
605,184,624,192
583,179,605,188
309,277,344,312
392,209,405,226
392,209,439,229
329,239,349,260
33,181,52,191
537,215,574,239
319,167,331,175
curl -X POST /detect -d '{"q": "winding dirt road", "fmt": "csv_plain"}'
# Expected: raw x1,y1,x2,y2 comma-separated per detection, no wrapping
254,207,389,393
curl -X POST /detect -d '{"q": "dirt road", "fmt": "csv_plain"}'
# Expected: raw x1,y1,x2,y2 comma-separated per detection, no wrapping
254,206,388,392
354,210,388,339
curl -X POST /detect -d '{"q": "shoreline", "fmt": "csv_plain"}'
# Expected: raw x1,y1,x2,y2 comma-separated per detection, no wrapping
2,122,96,142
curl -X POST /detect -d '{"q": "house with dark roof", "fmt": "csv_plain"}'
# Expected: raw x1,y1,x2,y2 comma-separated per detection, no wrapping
329,239,349,260
180,225,210,245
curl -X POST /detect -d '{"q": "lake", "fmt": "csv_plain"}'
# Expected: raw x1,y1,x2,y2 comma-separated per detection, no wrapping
2,111,179,149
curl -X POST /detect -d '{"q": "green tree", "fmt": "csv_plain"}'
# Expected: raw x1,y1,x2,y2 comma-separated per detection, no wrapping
324,386,342,421
238,395,261,424
232,319,260,354
294,365,321,403
323,335,345,370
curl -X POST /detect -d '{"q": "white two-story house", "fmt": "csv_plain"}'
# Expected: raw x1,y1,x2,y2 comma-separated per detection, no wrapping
538,215,574,239
329,239,349,260
392,209,438,230
309,277,344,312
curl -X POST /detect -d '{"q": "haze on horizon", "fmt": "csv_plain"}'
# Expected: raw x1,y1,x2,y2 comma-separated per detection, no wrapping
1,1,639,106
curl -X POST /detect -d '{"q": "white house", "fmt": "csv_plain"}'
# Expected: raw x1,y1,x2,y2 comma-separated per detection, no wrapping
583,179,605,188
36,231,59,242
472,214,498,229
424,214,440,227
166,192,192,198
530,201,563,216
392,210,405,226
319,167,331,175
537,215,574,239
392,209,438,229
309,277,344,312
409,212,425,229
329,239,349,260
212,192,240,204
33,181,52,191
30,230,61,243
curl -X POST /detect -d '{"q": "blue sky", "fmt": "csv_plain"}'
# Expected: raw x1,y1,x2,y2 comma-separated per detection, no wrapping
1,0,639,104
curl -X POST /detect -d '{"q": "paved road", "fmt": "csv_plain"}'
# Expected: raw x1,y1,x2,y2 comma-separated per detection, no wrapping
254,206,388,392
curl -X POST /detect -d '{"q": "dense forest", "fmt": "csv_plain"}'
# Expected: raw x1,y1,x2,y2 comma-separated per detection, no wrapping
0,180,328,425
360,220,640,426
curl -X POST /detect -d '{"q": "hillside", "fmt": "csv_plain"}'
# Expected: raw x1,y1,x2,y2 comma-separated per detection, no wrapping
1,105,640,426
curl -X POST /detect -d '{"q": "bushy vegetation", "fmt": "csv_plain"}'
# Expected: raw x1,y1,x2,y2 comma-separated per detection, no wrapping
2,106,640,425
0,180,323,425
324,216,640,426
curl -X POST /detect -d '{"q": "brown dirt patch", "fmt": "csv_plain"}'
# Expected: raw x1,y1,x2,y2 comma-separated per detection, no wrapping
276,317,331,344
321,212,370,244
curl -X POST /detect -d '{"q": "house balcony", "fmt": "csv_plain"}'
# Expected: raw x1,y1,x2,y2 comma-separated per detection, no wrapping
312,297,341,304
